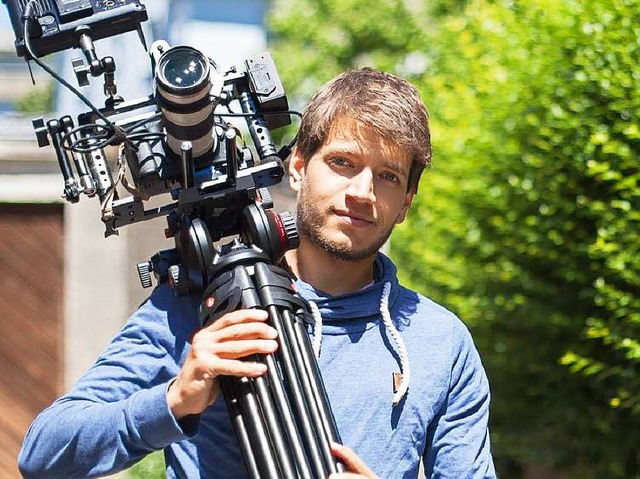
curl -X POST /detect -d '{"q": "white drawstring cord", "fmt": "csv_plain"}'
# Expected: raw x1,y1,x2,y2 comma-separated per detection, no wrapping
307,282,410,405
308,301,323,359
380,282,410,405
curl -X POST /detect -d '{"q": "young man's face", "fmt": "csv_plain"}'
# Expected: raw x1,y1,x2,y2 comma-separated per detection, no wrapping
289,115,415,262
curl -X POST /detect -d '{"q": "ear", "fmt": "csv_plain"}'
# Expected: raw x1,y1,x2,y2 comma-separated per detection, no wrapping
395,190,415,225
288,148,307,194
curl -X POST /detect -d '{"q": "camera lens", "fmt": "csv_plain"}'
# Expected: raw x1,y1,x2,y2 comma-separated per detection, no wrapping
155,46,216,159
158,47,208,92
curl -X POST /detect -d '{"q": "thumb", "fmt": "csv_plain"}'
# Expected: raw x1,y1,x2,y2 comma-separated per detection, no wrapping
329,443,378,478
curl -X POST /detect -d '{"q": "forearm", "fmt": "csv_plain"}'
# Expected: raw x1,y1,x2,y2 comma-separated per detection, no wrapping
19,382,190,479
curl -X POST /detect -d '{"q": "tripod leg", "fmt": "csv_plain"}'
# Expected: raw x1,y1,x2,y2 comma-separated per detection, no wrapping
233,376,281,479
263,352,314,479
292,312,345,473
220,377,262,479
281,309,340,475
268,305,327,478
251,360,299,479
202,254,343,478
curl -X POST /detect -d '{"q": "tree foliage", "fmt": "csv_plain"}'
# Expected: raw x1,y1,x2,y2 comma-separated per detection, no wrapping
128,451,164,479
269,0,640,477
14,79,54,113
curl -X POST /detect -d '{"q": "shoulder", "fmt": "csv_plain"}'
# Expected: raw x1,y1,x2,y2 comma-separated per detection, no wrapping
393,284,471,340
393,285,485,381
137,281,200,317
120,282,201,348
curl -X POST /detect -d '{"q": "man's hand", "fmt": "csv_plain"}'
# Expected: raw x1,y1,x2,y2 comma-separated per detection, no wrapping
167,309,278,419
329,442,379,479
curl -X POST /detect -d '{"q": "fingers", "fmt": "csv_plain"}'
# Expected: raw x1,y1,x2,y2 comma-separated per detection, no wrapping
193,315,278,359
169,309,278,419
190,309,279,377
213,338,279,359
207,309,269,332
329,443,378,479
195,322,277,348
191,338,276,379
190,339,277,374
207,358,267,378
212,322,278,342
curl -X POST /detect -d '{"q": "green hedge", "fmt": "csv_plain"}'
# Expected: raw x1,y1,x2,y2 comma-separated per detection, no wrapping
270,0,640,477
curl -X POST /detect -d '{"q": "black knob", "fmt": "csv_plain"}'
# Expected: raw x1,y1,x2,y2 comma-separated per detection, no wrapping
32,117,50,147
279,211,299,250
63,180,80,204
72,57,91,87
137,261,153,289
168,264,190,295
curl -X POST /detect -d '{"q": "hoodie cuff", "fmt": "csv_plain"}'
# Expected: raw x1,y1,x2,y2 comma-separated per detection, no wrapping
128,382,201,450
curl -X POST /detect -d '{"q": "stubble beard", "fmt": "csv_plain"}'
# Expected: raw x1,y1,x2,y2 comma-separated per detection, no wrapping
296,184,394,262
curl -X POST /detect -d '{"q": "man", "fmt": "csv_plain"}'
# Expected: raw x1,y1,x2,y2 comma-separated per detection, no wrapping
19,68,496,478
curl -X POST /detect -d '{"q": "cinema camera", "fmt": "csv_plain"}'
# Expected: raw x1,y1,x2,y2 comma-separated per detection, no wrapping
3,1,345,478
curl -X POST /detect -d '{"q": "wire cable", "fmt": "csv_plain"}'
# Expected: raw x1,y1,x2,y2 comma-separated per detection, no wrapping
22,1,139,153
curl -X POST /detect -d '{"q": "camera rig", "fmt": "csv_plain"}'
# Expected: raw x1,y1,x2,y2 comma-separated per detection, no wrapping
5,0,299,291
4,0,345,477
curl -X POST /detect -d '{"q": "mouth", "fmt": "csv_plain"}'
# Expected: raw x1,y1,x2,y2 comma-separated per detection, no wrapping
332,208,375,227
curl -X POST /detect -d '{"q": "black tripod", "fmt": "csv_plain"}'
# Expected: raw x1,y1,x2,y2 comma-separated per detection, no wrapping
153,202,344,479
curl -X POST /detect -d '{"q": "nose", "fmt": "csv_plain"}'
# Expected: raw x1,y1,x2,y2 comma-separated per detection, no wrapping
345,168,376,204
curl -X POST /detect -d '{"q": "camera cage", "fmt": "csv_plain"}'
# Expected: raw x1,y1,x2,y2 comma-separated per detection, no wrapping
8,0,302,294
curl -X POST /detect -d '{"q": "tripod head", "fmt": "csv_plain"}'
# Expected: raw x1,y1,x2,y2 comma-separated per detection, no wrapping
139,200,299,296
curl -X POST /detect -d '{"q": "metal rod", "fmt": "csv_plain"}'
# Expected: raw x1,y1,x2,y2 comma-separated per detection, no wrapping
47,118,79,202
225,127,238,184
292,314,345,473
263,324,314,479
60,115,97,196
251,358,298,479
234,376,281,479
181,141,194,188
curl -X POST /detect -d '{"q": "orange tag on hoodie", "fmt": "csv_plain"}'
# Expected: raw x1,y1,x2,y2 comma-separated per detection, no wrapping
393,372,403,394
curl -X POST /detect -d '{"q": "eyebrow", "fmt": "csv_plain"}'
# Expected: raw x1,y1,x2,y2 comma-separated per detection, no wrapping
321,145,359,159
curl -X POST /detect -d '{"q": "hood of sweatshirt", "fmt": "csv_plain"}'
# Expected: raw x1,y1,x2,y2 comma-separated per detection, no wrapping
293,252,400,329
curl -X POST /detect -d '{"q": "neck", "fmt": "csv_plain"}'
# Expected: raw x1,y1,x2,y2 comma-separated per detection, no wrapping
285,240,377,296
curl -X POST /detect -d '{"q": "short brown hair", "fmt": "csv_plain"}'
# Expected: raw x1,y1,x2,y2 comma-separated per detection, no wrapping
295,68,432,193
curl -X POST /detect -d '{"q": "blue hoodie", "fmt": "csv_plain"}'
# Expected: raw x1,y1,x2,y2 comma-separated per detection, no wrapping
19,253,496,478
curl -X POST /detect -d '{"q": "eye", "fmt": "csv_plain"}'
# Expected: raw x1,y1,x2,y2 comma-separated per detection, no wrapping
380,171,400,184
329,157,353,168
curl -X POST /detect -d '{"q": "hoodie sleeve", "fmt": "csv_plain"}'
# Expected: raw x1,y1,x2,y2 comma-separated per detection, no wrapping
423,320,497,479
18,284,200,479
